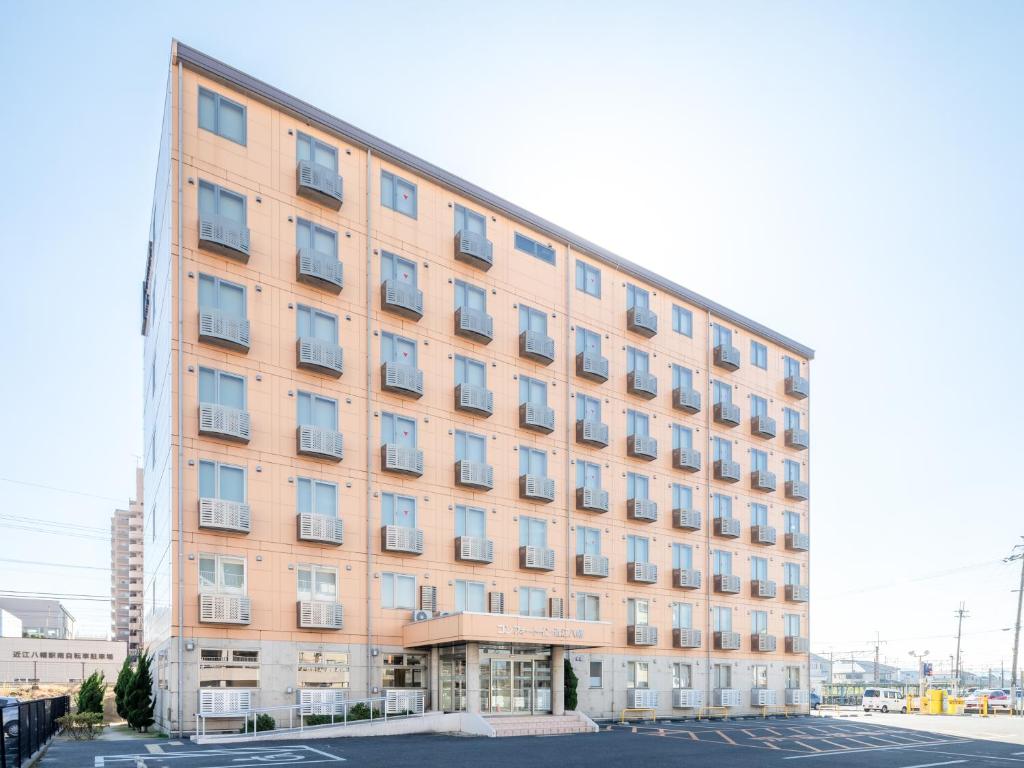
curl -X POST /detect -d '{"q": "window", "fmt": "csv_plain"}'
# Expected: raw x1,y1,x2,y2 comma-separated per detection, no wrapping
199,461,245,503
455,505,486,538
198,368,245,409
626,284,649,310
199,649,258,688
713,663,732,689
576,461,601,491
381,332,417,367
576,526,601,555
381,250,417,288
712,438,732,463
672,663,692,689
576,394,602,423
672,602,693,630
519,447,547,478
627,598,650,626
628,661,649,689
381,170,417,218
672,305,693,336
712,606,732,632
296,218,337,258
297,391,337,429
786,666,801,689
454,355,487,388
515,232,555,264
784,459,802,483
381,573,416,609
382,654,425,689
198,87,246,145
198,274,245,318
198,181,246,227
519,376,547,407
519,516,548,548
751,556,768,582
627,410,650,438
627,472,649,501
578,593,601,622
751,341,768,369
627,535,649,564
455,430,486,463
751,502,768,527
297,565,337,602
672,424,693,451
519,587,547,617
519,305,548,335
454,280,486,312
784,563,802,586
712,550,733,576
455,580,486,612
784,614,801,637
672,365,693,391
752,663,768,689
672,543,692,571
575,261,600,296
297,478,337,518
751,450,768,475
712,380,733,406
588,660,603,688
454,204,486,236
784,356,801,379
381,493,416,528
296,132,337,172
712,324,733,348
199,555,245,594
784,511,801,534
575,327,602,357
626,347,649,374
783,408,801,431
751,395,768,419
381,412,417,449
297,305,338,343
672,483,693,511
712,494,732,521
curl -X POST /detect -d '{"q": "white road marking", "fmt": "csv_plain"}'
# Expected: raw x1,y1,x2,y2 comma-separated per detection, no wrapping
146,745,165,754
907,750,1024,763
782,739,970,759
895,761,966,768
93,745,344,767
95,759,105,767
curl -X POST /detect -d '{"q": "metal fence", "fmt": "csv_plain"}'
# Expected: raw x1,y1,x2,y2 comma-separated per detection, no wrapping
1,695,69,768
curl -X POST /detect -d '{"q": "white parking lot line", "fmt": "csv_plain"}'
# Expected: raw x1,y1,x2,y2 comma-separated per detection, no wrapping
895,761,966,768
781,739,969,759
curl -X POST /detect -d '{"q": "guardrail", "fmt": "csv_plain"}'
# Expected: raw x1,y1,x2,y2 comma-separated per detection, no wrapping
1,695,69,768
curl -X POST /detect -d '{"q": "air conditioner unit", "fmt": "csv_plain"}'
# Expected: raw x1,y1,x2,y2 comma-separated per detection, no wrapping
411,610,432,622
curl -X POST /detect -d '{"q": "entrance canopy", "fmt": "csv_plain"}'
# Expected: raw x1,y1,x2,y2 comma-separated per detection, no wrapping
402,611,611,650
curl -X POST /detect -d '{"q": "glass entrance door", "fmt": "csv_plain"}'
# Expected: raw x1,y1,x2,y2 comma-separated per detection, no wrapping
513,661,534,713
489,659,512,713
439,648,466,712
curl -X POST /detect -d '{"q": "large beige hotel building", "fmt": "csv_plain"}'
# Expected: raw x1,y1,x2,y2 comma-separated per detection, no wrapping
142,42,813,734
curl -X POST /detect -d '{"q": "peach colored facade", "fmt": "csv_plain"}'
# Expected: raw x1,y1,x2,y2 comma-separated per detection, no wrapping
142,42,812,733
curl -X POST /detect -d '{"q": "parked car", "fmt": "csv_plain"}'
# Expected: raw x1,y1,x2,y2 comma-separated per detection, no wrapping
1,696,20,737
862,687,907,713
965,689,1012,713
809,692,821,710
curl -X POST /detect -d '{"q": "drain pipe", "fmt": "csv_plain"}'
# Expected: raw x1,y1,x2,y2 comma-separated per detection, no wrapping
703,310,712,709
365,149,375,698
175,56,185,737
564,243,573,613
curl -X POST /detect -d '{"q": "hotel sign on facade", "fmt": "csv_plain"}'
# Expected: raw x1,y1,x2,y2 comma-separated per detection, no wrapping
403,611,611,649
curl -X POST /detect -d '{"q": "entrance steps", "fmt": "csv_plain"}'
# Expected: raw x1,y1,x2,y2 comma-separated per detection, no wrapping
485,713,597,737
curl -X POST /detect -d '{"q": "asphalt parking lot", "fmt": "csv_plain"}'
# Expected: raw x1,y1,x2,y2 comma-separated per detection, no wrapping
35,716,1024,768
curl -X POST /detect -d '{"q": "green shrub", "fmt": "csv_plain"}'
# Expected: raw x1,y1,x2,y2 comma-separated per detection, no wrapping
58,712,104,740
76,671,106,715
564,658,578,711
113,657,134,720
126,652,155,731
304,714,335,726
343,703,383,721
255,713,275,732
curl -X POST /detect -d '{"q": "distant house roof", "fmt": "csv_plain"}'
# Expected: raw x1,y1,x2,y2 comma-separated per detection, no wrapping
0,598,75,628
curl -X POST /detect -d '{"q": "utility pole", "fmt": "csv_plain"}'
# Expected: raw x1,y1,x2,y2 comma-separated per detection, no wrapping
953,603,969,697
873,631,887,684
1007,540,1024,716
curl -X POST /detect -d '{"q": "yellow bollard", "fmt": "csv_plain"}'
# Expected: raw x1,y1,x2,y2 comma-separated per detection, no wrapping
981,695,988,717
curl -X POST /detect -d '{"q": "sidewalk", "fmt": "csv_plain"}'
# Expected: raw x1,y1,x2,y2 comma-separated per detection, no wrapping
819,709,1024,745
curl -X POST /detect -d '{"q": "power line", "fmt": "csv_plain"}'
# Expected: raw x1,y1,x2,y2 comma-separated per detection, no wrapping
816,559,1009,599
0,590,111,602
0,476,127,504
0,558,113,572
0,513,111,534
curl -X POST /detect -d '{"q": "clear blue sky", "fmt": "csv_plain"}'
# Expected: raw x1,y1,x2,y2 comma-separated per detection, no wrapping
1,1,1021,674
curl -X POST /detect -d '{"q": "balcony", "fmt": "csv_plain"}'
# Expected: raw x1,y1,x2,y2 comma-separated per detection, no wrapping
198,498,251,534
454,383,493,418
672,448,701,473
673,628,702,650
199,594,251,625
198,403,251,443
626,306,658,337
786,584,810,603
752,688,778,707
714,459,741,483
751,525,777,546
751,470,777,493
297,512,344,546
626,689,658,709
715,517,742,538
381,279,424,320
455,460,494,491
627,370,658,399
381,525,424,555
576,352,609,383
519,402,555,434
381,444,424,476
296,248,344,293
786,374,810,400
673,386,702,415
673,688,704,708
786,635,810,654
627,625,658,646
714,574,741,594
575,419,609,448
674,568,701,590
752,633,777,653
627,434,658,461
519,474,555,503
786,480,810,501
627,498,658,523
713,402,741,427
713,344,741,371
297,425,344,461
751,579,777,599
786,689,810,706
785,428,810,451
455,536,494,564
576,486,609,514
454,230,493,271
199,309,250,352
296,337,344,377
454,307,493,346
297,600,344,630
714,631,742,651
628,561,658,584
751,415,777,440
519,545,555,571
786,532,810,551
674,508,701,531
576,554,609,578
381,362,424,399
519,330,555,365
714,688,742,707
296,160,343,209
198,215,250,262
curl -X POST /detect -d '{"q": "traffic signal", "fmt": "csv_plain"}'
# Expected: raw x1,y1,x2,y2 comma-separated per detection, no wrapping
923,662,933,676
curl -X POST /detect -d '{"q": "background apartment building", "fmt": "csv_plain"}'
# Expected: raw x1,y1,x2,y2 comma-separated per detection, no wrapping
111,468,145,655
141,42,813,734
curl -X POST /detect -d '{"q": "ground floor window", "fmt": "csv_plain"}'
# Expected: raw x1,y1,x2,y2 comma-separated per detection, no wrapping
589,661,602,688
712,663,731,689
199,649,259,688
628,661,649,689
752,664,768,689
672,662,692,689
297,651,349,689
786,665,801,688
383,653,427,688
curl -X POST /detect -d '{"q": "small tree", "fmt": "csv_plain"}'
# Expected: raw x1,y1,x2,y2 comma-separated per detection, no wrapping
564,658,578,711
114,657,134,720
126,652,155,731
76,671,106,715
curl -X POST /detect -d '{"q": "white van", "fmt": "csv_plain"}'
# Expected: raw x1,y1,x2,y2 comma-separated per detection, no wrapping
862,687,907,713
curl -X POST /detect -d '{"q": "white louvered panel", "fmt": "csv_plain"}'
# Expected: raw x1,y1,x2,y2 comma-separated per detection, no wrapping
752,579,777,599
199,594,251,625
299,688,346,715
296,248,344,291
674,386,701,413
629,561,658,583
628,434,658,460
577,352,609,381
297,512,343,545
298,600,344,629
456,460,494,490
714,401,741,425
628,499,658,522
714,688,742,707
752,689,777,707
382,280,424,317
752,525,777,545
297,337,344,375
298,425,344,460
199,309,250,350
382,444,424,475
627,306,658,336
715,631,742,651
198,404,251,442
383,525,424,554
628,625,658,646
674,568,701,590
626,689,658,708
297,160,344,206
488,591,505,614
456,536,494,563
716,574,742,593
548,597,565,619
673,628,702,649
199,216,250,259
455,306,494,340
199,688,252,714
673,689,703,708
752,633,777,652
520,330,555,362
198,498,251,533
385,689,426,715
382,362,425,396
673,447,702,472
455,383,494,415
674,508,701,530
714,344,741,370
419,585,437,613
577,554,609,578
521,402,555,432
785,689,810,706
